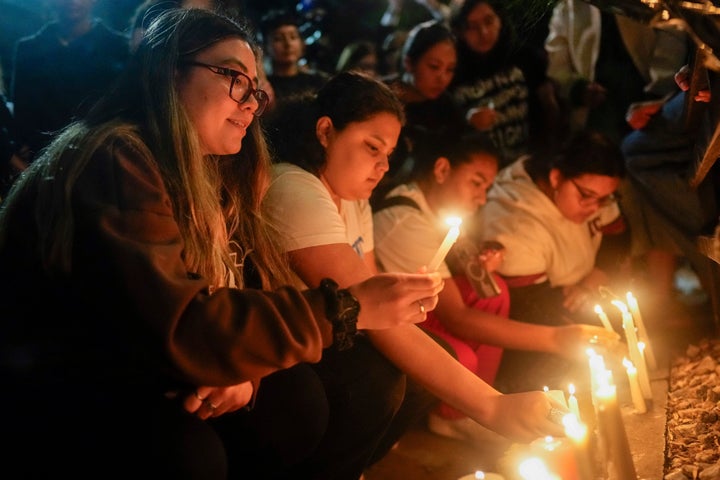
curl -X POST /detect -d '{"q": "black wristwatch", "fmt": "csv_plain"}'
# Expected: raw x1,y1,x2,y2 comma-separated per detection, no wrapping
319,278,360,351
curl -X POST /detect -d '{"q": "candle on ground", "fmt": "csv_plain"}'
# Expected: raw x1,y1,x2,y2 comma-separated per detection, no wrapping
562,414,594,480
595,383,638,480
530,435,580,480
593,304,614,332
611,300,652,400
626,292,657,371
567,384,581,420
427,216,462,271
622,357,647,414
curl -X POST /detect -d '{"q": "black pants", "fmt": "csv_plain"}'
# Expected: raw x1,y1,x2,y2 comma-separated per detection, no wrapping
295,335,406,480
5,339,404,480
494,281,599,394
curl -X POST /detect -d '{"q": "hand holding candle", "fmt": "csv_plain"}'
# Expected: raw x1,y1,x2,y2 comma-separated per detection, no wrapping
427,216,462,272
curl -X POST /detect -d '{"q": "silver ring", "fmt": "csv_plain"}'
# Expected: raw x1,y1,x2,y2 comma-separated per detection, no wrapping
547,407,566,424
418,300,425,314
194,391,206,401
207,401,218,410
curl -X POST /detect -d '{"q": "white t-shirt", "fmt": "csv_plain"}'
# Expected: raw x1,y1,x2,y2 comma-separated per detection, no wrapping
373,182,453,279
475,157,620,287
264,163,374,287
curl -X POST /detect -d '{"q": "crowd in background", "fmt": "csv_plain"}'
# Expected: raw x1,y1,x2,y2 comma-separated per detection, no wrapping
0,0,717,477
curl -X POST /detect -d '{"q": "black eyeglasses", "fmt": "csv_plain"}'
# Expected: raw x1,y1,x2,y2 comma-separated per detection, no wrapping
569,178,618,208
183,61,269,116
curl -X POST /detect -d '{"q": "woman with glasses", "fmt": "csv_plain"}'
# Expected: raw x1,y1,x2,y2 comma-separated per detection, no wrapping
468,129,627,393
0,8,444,478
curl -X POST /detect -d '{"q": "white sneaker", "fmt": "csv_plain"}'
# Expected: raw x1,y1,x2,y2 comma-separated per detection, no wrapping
427,413,511,447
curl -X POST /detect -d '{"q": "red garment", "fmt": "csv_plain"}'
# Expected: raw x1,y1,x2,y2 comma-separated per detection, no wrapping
420,274,510,419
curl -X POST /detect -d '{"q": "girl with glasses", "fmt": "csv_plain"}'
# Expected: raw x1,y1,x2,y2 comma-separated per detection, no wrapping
468,129,627,394
0,8,442,478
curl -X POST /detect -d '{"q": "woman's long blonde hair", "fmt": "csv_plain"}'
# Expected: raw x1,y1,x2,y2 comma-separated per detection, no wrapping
0,8,292,289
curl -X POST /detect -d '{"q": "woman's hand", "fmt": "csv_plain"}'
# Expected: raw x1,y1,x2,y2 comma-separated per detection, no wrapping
563,269,609,312
478,242,505,273
553,324,621,359
467,105,497,131
625,100,664,130
182,382,255,420
482,391,567,442
582,82,607,108
561,284,594,312
348,272,444,330
675,64,711,102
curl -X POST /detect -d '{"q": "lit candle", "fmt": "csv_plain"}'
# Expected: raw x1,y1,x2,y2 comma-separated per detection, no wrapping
426,216,462,272
562,414,594,480
593,304,614,332
567,384,581,420
612,300,652,400
595,383,638,480
530,435,580,480
626,292,657,371
623,357,647,414
517,457,557,480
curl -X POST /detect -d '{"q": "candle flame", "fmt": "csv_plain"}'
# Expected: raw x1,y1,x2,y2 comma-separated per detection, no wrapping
445,216,462,227
562,414,587,440
518,457,554,480
568,383,576,395
474,472,485,480
593,304,603,314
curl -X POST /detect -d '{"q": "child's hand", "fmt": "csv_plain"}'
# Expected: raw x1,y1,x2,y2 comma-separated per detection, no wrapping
478,240,505,273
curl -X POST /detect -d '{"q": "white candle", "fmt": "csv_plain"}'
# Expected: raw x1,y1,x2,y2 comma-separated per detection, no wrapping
623,357,647,413
567,384,581,420
543,386,568,408
626,292,657,371
562,414,594,480
595,383,638,480
593,304,614,332
612,300,652,400
426,216,462,271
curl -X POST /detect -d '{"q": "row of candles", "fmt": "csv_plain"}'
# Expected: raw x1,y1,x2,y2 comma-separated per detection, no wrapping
433,217,654,479
459,291,655,479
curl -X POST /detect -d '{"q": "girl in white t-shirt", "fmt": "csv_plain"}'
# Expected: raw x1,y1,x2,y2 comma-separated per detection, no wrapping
263,72,571,472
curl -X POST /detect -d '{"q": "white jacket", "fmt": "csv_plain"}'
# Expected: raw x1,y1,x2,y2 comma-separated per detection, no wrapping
545,0,687,101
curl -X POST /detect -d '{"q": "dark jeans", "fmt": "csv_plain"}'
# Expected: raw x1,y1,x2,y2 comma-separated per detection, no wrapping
4,364,327,479
4,338,404,480
494,281,598,394
296,335,406,480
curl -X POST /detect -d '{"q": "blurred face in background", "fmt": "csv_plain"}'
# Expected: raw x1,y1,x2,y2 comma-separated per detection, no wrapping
462,2,501,54
405,39,456,100
266,24,304,69
54,0,95,23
